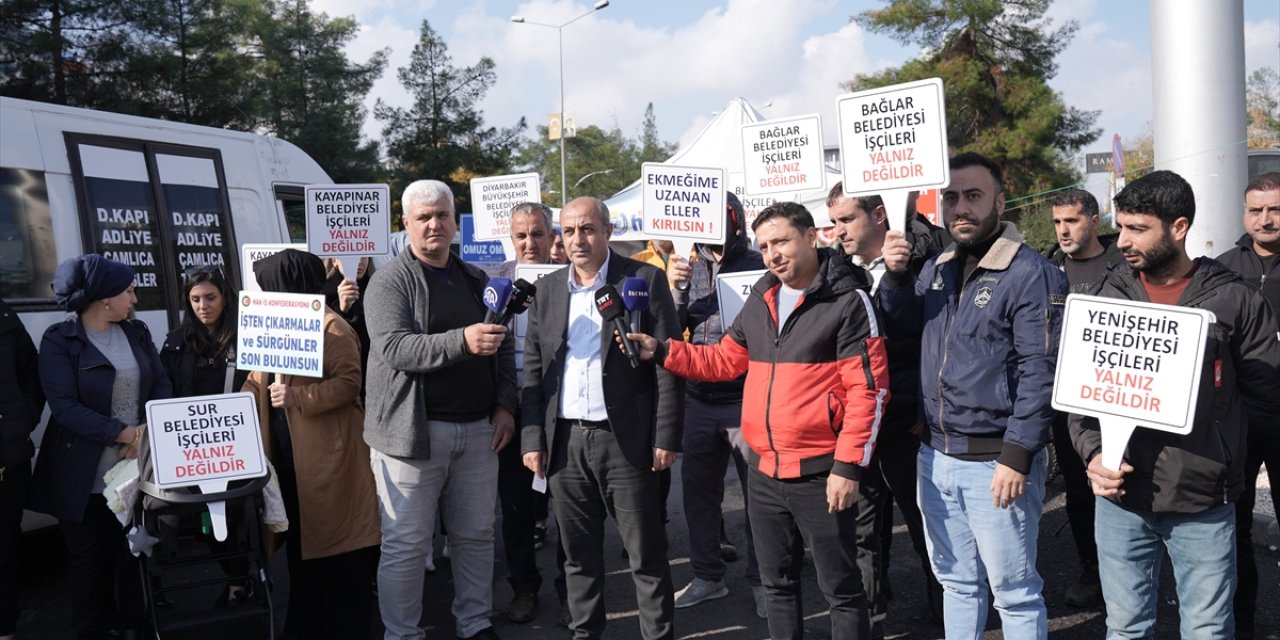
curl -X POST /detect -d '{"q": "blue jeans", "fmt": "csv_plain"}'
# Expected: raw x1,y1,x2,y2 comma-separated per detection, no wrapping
1094,498,1236,639
917,446,1046,640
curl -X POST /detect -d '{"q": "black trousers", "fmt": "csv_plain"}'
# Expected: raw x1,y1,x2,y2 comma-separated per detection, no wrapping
749,467,869,640
855,406,937,637
0,460,29,635
498,429,566,601
1052,412,1098,571
550,422,674,640
60,493,142,640
275,431,376,640
1234,421,1280,635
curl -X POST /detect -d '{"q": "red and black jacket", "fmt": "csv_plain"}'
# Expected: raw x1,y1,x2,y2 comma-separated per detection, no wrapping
658,248,890,480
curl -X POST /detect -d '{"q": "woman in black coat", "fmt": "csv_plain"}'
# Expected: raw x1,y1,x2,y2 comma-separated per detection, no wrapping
0,299,44,640
30,255,171,640
160,266,248,399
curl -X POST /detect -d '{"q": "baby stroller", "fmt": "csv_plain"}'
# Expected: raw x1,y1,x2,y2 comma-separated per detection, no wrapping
133,475,276,639
125,393,280,640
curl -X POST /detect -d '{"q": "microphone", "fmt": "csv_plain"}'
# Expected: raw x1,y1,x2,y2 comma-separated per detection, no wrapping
482,277,514,324
496,279,537,326
620,276,650,334
594,284,638,368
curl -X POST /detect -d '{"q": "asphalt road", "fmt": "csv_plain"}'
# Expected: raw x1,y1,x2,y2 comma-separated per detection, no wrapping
15,461,1280,639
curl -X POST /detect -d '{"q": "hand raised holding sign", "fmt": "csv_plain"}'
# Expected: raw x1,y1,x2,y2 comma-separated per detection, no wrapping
269,381,296,408
882,230,912,274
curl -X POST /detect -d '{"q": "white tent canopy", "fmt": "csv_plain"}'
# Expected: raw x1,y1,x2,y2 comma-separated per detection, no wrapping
601,97,841,243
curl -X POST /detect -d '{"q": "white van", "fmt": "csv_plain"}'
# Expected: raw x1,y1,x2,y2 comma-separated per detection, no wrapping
1,96,332,530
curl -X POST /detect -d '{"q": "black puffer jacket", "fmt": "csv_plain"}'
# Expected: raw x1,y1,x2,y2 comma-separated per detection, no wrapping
672,194,765,404
0,300,43,468
1070,258,1280,513
1215,233,1280,314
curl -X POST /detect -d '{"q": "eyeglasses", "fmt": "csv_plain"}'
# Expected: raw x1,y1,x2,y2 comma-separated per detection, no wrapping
183,265,225,281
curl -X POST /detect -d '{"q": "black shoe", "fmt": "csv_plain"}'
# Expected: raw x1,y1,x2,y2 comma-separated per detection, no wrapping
559,600,572,627
458,627,500,640
1064,568,1102,608
506,592,538,623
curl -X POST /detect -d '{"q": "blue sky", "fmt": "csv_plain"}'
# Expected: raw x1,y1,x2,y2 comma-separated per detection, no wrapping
316,0,1279,167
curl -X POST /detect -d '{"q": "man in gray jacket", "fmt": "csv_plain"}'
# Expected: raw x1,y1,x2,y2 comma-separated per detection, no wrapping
364,179,517,640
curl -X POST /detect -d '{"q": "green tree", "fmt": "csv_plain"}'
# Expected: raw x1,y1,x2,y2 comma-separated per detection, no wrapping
637,102,678,164
0,0,140,107
123,0,267,127
516,122,640,201
258,0,386,183
375,19,525,212
515,102,680,201
847,0,1101,209
1246,67,1280,149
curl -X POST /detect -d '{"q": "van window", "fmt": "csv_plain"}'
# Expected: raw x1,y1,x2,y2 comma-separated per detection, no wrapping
68,135,238,326
275,185,307,242
0,169,57,301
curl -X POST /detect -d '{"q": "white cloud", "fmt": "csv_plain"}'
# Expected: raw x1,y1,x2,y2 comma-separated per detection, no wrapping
441,0,862,158
1244,19,1279,74
1052,18,1152,145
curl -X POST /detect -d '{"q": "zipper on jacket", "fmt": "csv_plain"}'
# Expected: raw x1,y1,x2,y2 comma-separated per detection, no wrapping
763,291,810,479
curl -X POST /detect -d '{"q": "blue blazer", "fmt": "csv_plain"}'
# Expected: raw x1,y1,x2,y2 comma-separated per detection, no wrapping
29,317,171,523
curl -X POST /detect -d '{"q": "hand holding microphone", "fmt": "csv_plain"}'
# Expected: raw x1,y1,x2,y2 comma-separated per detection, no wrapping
467,277,511,356
594,284,638,368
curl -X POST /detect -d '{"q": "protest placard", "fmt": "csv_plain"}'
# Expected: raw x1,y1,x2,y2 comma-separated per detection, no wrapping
716,269,768,329
145,392,266,540
741,114,826,197
236,291,327,377
460,214,508,264
514,263,567,371
1052,294,1215,470
641,163,726,252
836,77,949,230
240,243,306,291
470,173,541,241
306,184,390,279
305,184,390,257
146,392,265,488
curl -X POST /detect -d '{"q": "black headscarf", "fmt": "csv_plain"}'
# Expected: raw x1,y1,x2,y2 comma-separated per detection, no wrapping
51,254,136,312
254,249,325,295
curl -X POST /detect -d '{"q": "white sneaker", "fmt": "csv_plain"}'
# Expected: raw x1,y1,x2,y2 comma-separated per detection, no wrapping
674,578,729,609
752,586,767,619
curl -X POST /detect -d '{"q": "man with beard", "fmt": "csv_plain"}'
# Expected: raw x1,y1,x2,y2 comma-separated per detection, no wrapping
877,152,1066,638
1216,172,1280,639
1074,170,1280,639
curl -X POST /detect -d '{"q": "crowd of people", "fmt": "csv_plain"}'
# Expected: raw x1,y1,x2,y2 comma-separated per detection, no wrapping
0,159,1277,640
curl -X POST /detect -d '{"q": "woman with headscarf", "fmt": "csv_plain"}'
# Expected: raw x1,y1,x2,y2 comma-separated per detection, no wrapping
30,254,171,639
242,249,379,639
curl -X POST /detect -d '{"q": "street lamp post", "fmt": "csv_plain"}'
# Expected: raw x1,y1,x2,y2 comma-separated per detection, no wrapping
572,168,614,190
512,0,610,208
